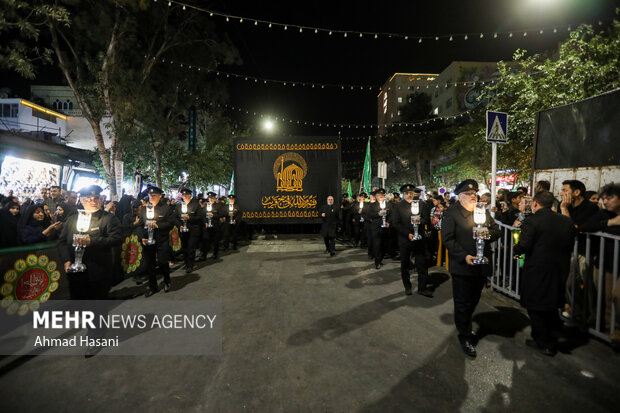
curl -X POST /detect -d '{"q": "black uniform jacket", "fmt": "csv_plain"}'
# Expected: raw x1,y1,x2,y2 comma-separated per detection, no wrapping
138,202,176,244
367,201,392,231
175,199,203,230
58,209,122,282
319,204,342,238
441,201,500,276
513,208,576,310
391,200,430,243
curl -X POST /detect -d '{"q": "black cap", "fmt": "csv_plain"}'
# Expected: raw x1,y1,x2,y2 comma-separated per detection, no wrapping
342,194,349,199
180,188,192,195
375,188,386,195
148,186,164,195
78,185,103,197
370,190,377,196
399,184,416,193
131,200,142,208
413,188,423,194
393,192,400,197
359,192,368,198
454,179,479,195
207,191,217,198
228,195,236,199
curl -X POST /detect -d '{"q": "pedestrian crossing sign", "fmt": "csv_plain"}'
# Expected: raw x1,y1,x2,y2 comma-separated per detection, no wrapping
486,111,508,143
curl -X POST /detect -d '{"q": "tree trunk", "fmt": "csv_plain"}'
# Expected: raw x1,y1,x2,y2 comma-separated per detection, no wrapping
155,150,162,189
415,159,423,186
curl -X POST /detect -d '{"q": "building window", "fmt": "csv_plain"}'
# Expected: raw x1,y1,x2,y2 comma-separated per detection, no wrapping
53,99,61,110
1,104,18,118
433,107,439,115
383,92,388,114
397,110,401,116
397,97,402,103
63,100,73,110
391,113,394,118
446,99,452,109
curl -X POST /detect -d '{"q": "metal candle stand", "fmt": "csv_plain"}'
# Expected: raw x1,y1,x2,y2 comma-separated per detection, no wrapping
67,210,92,273
410,200,422,240
145,204,156,245
472,202,490,264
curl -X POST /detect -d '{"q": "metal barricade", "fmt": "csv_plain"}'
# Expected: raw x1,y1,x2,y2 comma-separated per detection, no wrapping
489,221,620,345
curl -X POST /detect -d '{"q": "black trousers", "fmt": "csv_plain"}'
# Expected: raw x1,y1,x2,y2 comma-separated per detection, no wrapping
400,239,428,290
323,236,335,253
451,273,486,339
180,228,200,267
366,223,374,256
203,227,222,257
223,223,239,248
144,242,170,291
371,227,389,265
67,275,109,300
353,220,366,247
527,309,562,348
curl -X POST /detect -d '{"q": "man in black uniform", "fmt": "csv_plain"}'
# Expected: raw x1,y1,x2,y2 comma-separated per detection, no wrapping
363,191,376,260
442,179,500,357
204,192,224,259
368,188,391,269
57,185,122,357
223,195,242,250
175,188,202,273
351,193,367,248
392,184,433,297
319,195,341,256
139,186,176,297
514,190,575,356
340,194,353,241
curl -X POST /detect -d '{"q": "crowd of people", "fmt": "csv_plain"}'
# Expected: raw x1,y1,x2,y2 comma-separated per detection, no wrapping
1,176,618,358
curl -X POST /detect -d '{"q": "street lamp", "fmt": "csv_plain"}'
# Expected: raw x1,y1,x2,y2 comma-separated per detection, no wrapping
263,120,274,133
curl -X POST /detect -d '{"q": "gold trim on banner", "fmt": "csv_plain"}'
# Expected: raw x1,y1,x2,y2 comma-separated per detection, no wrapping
261,195,317,209
242,210,319,219
235,143,338,151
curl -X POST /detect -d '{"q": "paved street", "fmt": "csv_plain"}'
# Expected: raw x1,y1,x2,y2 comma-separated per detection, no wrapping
1,234,619,413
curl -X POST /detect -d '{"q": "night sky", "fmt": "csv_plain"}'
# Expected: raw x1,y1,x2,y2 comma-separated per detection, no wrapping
2,0,618,168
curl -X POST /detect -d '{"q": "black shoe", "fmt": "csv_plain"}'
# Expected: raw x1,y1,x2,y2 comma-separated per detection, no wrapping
330,251,335,257
375,263,382,270
213,254,219,260
163,282,171,293
525,339,557,356
459,338,477,357
405,287,412,295
417,289,434,298
368,254,374,260
324,249,330,254
84,345,102,358
196,255,206,262
145,288,158,297
185,265,194,274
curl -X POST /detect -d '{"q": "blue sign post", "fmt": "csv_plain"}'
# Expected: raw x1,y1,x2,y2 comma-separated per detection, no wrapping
486,111,508,143
486,111,508,217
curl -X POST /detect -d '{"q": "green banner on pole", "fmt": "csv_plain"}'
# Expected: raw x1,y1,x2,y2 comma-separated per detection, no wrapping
362,139,372,194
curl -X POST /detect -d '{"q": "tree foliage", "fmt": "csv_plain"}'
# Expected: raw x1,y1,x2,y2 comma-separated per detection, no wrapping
446,16,620,182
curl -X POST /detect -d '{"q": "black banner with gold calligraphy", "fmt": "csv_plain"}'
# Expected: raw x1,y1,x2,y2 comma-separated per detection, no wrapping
234,137,341,224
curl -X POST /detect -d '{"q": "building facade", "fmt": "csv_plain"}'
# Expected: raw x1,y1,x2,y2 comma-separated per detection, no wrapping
376,73,437,135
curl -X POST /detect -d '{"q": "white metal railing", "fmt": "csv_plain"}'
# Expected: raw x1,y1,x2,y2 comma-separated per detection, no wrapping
489,220,620,344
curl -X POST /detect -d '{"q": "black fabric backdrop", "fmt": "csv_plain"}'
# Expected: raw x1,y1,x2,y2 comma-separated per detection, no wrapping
534,89,620,170
234,137,341,224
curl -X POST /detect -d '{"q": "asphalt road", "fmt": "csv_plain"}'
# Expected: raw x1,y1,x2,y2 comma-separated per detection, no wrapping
1,234,618,413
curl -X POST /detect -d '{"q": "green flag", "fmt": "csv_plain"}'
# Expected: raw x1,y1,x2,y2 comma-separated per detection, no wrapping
346,180,352,198
229,171,234,195
362,138,372,194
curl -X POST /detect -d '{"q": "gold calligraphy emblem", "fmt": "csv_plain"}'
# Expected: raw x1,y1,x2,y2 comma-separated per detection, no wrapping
273,152,308,192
